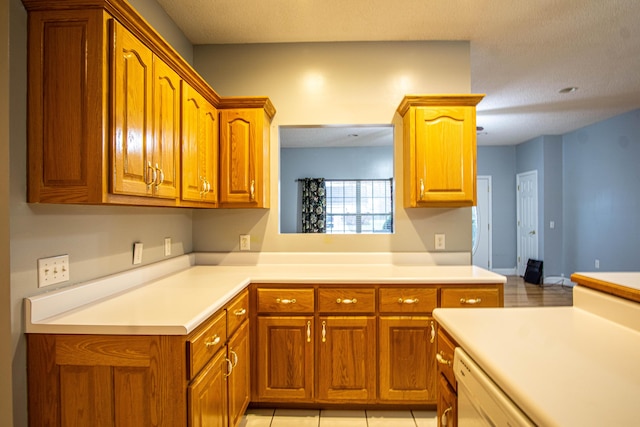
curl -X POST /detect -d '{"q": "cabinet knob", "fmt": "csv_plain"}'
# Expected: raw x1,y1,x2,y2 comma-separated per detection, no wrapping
276,298,296,305
234,308,247,316
336,298,357,304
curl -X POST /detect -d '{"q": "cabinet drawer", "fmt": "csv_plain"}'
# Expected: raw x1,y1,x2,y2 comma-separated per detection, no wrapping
440,288,501,308
379,287,437,313
436,328,456,390
318,288,375,313
188,310,227,379
257,288,315,313
227,289,249,336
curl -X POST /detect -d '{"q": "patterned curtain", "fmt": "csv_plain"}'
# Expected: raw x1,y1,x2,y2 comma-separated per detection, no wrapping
301,178,326,233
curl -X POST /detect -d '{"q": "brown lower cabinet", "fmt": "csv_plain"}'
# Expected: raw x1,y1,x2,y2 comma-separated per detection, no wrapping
26,283,501,425
27,290,250,427
251,283,502,407
436,327,459,427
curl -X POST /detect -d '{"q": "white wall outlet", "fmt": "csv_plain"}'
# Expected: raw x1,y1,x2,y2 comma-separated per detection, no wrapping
164,237,172,256
435,233,446,250
133,242,143,265
595,259,600,269
239,234,251,251
38,254,70,288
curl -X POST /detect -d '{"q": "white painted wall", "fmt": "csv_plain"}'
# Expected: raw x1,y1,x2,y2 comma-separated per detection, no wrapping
192,42,474,253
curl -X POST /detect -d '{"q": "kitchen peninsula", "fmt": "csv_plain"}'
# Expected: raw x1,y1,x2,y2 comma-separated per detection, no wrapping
434,272,640,426
25,253,505,426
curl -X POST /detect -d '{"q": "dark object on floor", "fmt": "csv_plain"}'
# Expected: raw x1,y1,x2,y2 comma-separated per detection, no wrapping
524,259,543,285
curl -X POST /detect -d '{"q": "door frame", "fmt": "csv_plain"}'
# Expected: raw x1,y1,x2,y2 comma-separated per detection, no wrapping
473,176,492,270
516,170,539,276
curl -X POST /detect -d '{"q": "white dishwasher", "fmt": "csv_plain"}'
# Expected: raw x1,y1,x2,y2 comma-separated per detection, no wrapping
454,347,535,427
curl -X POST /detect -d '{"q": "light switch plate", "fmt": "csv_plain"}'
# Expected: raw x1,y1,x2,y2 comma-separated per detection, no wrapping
239,234,251,251
164,237,172,256
133,242,143,265
38,255,70,288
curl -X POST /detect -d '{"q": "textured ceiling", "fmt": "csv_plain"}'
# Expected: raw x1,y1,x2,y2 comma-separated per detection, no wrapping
155,0,640,146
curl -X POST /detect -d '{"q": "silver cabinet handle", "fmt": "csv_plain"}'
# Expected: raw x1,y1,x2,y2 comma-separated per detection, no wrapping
460,298,482,305
441,406,452,427
436,352,452,366
154,163,164,189
229,349,238,368
276,298,296,304
224,358,233,377
336,298,357,304
430,320,435,344
146,161,156,187
205,335,221,347
398,297,419,304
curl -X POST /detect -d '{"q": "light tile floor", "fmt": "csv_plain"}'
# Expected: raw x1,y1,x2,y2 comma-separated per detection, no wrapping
240,408,437,427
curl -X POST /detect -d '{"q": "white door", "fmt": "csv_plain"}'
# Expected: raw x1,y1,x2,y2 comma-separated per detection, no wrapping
472,176,492,269
516,171,538,276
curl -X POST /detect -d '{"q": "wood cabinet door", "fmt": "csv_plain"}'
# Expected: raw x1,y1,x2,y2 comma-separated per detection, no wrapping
219,109,264,207
413,106,476,206
112,21,154,197
151,57,181,199
228,321,250,427
437,374,458,427
188,348,229,427
27,334,186,427
255,316,314,401
379,316,437,403
317,316,376,402
181,83,218,204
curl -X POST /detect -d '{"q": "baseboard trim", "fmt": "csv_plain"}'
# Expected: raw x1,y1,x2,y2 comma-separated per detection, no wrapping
543,276,575,286
493,267,517,275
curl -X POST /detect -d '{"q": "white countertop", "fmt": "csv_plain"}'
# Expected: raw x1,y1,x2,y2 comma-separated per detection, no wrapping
25,253,506,335
434,280,640,427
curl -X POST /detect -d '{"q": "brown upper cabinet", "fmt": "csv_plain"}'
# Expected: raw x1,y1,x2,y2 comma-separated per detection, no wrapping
22,0,275,208
219,100,275,208
181,83,219,206
398,94,484,208
112,22,181,201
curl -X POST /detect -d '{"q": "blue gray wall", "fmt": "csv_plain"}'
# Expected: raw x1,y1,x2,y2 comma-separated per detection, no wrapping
563,109,640,273
280,146,394,233
478,109,640,276
477,146,516,269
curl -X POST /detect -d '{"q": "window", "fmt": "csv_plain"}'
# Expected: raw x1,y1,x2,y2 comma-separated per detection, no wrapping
325,179,393,234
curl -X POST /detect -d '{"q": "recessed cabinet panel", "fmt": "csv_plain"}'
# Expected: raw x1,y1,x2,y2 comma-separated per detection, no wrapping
317,316,376,402
415,108,466,193
112,21,154,197
152,57,181,199
181,84,218,205
379,316,436,402
219,105,272,208
256,316,314,401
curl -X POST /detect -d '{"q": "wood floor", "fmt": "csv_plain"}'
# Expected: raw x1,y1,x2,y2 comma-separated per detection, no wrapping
503,275,573,307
